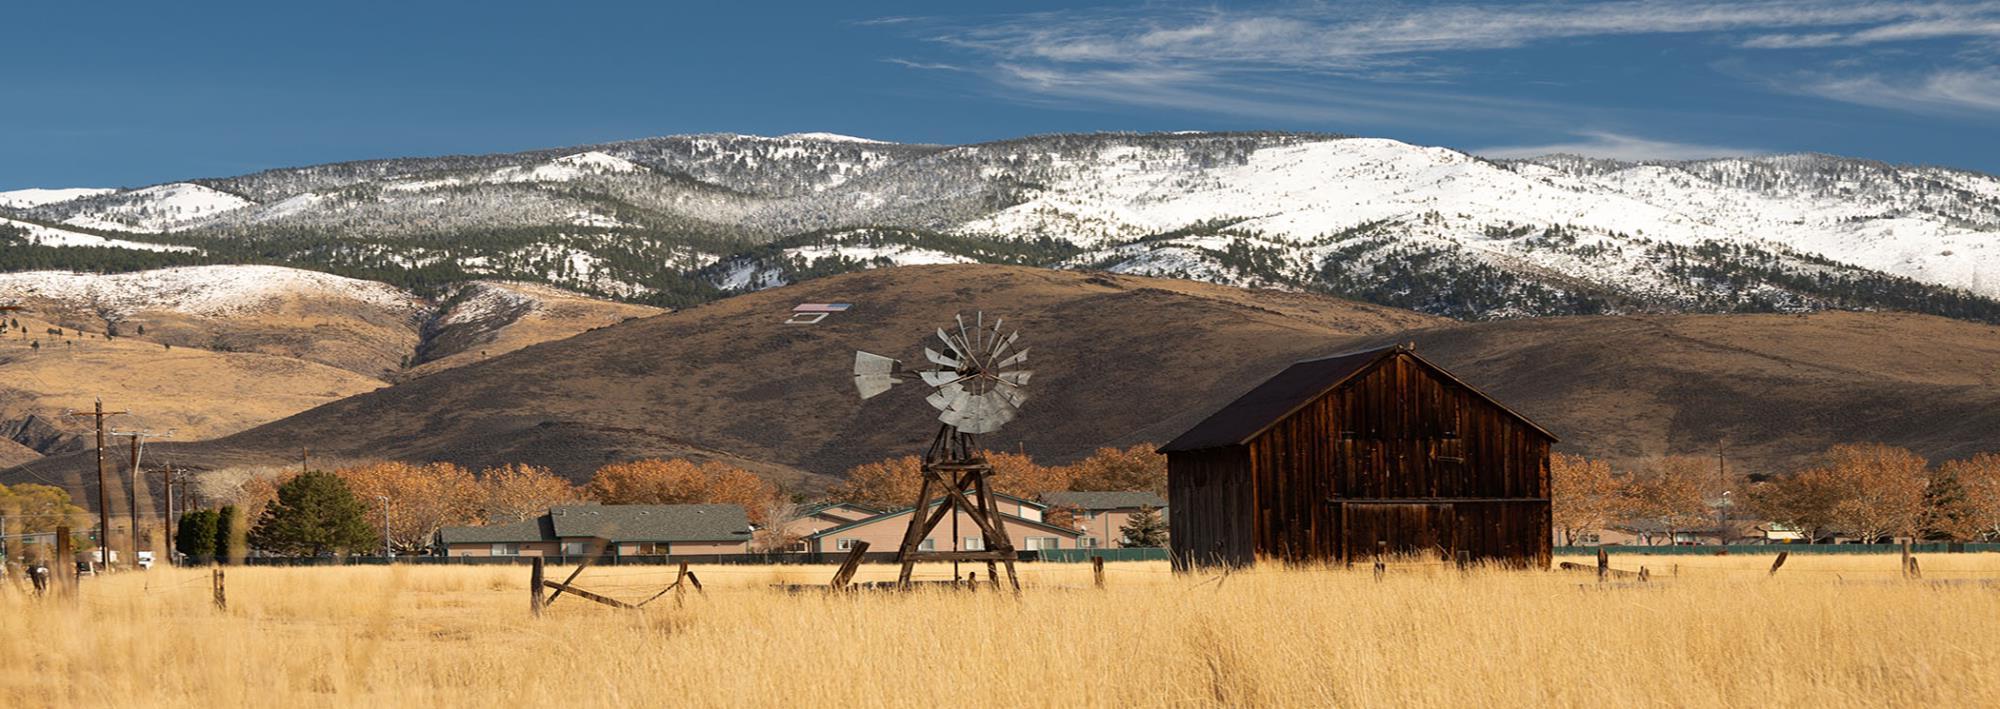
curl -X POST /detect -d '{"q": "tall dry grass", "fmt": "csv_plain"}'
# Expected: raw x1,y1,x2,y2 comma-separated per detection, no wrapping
3,554,1998,708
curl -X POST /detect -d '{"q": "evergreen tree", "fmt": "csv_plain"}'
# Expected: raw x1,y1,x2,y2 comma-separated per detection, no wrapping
248,472,375,556
1118,506,1169,548
212,506,239,562
174,510,219,561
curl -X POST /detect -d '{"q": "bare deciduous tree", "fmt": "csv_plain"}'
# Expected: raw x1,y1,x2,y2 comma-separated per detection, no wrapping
829,456,924,512
1817,444,1929,542
1622,456,1712,545
478,463,583,523
1551,452,1620,545
337,461,482,554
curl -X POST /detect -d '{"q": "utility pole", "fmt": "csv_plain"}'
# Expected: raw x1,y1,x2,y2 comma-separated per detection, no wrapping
161,463,184,562
111,429,171,563
65,399,127,570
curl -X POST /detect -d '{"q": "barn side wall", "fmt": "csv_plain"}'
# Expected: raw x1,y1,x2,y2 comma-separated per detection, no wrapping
1242,354,1552,566
1167,447,1254,570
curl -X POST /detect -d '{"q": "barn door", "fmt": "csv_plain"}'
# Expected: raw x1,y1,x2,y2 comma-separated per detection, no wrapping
1340,502,1458,562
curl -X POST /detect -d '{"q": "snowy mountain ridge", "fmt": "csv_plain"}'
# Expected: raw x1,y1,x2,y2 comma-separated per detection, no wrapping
4,131,1996,321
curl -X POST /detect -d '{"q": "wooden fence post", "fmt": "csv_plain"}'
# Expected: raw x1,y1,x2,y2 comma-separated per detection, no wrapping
830,541,869,590
530,557,545,617
1596,547,1608,584
1092,555,1105,590
674,562,690,607
1906,555,1922,580
212,566,227,611
1901,541,1913,580
1768,551,1788,577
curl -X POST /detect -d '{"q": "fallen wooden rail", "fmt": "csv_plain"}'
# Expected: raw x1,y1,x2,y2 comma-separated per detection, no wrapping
541,580,636,610
1557,561,1650,581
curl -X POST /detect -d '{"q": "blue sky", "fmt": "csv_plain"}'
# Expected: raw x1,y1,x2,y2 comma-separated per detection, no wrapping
3,0,1997,189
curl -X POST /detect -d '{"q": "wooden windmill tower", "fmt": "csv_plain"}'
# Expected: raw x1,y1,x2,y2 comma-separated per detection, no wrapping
853,312,1033,590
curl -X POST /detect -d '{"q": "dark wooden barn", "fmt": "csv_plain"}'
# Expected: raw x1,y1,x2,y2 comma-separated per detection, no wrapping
1160,345,1555,570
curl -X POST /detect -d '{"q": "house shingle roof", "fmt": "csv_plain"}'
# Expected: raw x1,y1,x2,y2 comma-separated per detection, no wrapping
546,504,752,542
1040,491,1166,510
438,516,553,545
437,504,753,545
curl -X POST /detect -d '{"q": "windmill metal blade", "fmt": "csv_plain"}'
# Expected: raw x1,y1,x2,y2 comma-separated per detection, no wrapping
919,370,966,387
951,393,1019,434
998,370,1033,387
926,382,969,412
852,351,903,399
854,351,900,375
937,328,971,361
989,330,1020,362
995,348,1030,370
924,347,961,369
992,379,1029,407
855,376,899,400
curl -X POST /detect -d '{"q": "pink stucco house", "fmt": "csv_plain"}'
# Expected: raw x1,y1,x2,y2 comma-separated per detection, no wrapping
1037,491,1168,549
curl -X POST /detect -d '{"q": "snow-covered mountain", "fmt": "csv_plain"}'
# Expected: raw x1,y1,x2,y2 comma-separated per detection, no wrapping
4,131,1997,321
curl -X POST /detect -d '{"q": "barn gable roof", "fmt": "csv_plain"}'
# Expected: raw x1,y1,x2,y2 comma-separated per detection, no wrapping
1157,345,1556,453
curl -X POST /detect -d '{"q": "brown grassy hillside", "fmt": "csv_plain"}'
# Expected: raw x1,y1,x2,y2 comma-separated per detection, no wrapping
0,311,387,441
5,266,1437,497
11,265,2000,510
0,268,661,460
0,437,36,468
1350,312,2000,473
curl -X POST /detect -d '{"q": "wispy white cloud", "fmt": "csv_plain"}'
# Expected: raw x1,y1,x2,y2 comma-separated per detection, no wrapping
1476,131,1763,160
935,2,1998,76
1796,68,2000,113
1742,17,2000,47
886,1,2000,128
884,58,966,72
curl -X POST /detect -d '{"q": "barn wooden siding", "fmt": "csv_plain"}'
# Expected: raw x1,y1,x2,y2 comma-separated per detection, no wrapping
1167,350,1553,570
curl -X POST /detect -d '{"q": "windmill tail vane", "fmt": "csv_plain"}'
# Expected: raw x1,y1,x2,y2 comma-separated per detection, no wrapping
852,311,1032,435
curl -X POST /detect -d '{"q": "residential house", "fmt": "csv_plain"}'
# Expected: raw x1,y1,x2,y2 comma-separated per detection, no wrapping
437,504,753,558
778,502,883,540
806,493,1079,554
1038,491,1168,549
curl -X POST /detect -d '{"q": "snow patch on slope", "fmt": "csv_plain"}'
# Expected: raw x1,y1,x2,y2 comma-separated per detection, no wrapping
2,217,202,253
0,188,115,209
777,132,891,144
60,183,254,233
488,151,644,183
0,265,425,318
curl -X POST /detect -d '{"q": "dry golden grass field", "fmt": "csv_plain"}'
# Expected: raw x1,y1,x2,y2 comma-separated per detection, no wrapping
5,554,1999,708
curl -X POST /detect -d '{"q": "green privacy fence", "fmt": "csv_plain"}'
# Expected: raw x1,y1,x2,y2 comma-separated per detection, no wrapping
1555,543,2000,556
1032,548,1171,563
